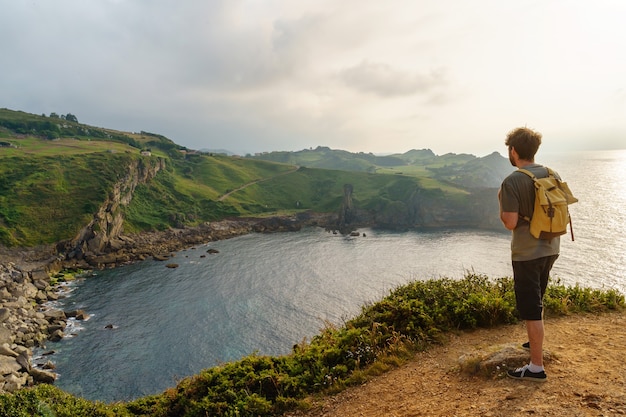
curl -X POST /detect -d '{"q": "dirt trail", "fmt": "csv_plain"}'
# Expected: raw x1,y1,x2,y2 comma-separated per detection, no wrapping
289,311,626,417
218,166,299,201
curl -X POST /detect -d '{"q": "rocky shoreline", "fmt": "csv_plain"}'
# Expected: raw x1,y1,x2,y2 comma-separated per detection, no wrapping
0,210,496,395
0,262,62,392
0,213,338,394
61,214,333,270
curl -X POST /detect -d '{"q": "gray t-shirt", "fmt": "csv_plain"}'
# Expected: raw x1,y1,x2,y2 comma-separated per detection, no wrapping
499,163,560,261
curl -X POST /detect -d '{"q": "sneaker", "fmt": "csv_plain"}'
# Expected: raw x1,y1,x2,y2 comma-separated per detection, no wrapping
507,364,547,382
522,341,530,350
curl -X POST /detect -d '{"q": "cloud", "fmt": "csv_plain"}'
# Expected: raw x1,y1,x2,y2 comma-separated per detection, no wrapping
339,61,447,98
1,0,625,156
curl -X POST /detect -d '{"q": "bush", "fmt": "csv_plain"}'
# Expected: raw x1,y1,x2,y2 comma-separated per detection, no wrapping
1,275,623,416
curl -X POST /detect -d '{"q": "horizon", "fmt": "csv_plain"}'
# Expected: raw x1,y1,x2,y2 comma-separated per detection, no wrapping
3,106,624,159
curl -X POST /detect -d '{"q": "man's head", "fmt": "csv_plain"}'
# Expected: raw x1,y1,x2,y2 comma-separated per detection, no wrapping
505,127,542,165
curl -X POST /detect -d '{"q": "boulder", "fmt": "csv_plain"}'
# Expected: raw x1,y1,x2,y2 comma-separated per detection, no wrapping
48,329,64,342
66,309,89,320
33,279,50,291
30,270,50,283
16,352,30,372
47,323,66,333
75,311,89,320
22,283,39,299
35,290,48,303
458,343,553,377
29,367,56,384
43,309,66,322
0,356,21,375
0,326,12,345
0,308,10,323
2,372,28,392
0,343,18,358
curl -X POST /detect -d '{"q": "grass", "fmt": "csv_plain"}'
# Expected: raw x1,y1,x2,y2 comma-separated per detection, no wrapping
0,108,496,247
0,136,136,156
0,152,145,245
0,274,622,417
0,144,476,247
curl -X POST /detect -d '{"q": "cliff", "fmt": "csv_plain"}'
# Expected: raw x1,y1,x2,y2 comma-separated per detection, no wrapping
336,184,501,232
61,157,166,261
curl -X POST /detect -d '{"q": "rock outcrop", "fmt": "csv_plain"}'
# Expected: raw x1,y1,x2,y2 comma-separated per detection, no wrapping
61,157,166,263
332,183,501,233
60,213,336,270
0,263,72,393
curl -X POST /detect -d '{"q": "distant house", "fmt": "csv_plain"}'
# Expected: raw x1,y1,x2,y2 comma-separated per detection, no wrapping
140,150,152,156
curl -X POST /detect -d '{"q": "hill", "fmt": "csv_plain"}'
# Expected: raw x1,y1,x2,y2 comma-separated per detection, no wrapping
0,108,504,255
247,146,513,189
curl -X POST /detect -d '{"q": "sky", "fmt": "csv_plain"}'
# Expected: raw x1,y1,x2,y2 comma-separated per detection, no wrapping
1,0,625,156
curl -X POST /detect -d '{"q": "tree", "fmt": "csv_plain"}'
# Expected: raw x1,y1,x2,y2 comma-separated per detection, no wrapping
65,113,78,123
49,112,59,118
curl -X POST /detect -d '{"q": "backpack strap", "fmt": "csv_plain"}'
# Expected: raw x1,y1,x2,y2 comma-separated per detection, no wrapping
517,166,551,180
515,168,538,222
517,168,536,180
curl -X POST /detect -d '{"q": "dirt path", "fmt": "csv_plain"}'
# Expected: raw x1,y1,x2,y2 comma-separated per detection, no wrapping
289,311,626,417
218,166,299,201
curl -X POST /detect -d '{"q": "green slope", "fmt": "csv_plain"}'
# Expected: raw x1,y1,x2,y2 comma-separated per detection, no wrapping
0,108,491,247
0,153,139,246
249,146,513,189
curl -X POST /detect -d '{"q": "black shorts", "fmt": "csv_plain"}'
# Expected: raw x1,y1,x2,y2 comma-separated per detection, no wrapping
512,254,559,320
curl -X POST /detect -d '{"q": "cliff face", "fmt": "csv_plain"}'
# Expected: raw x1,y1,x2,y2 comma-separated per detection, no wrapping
337,184,356,233
336,184,502,232
10,166,502,271
63,157,166,261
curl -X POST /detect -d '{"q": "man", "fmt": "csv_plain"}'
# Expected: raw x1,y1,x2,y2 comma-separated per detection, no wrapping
498,127,560,382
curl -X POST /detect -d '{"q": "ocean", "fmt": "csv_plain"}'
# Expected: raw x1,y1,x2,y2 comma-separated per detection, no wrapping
43,149,626,402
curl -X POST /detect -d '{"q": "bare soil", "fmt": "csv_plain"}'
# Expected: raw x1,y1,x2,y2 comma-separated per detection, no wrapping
290,311,626,417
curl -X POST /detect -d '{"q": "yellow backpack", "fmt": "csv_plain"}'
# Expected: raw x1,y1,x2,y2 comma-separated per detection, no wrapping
518,168,578,240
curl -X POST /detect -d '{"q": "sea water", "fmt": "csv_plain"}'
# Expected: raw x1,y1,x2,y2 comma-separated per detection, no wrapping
46,149,626,402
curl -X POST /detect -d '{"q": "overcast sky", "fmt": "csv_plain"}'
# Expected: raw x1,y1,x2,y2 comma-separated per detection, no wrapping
1,1,625,156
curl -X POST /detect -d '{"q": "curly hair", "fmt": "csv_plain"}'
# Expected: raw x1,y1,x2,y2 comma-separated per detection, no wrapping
505,127,542,161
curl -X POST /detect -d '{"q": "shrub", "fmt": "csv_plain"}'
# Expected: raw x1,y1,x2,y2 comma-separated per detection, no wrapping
1,275,623,416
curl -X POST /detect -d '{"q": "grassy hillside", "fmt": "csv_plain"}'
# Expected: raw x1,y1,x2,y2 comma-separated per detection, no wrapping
0,152,141,246
0,108,181,153
0,108,478,247
121,155,298,233
218,166,437,214
248,146,513,189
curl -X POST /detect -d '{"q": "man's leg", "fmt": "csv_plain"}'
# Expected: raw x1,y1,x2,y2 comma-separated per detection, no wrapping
508,318,547,381
528,254,557,367
526,319,544,367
